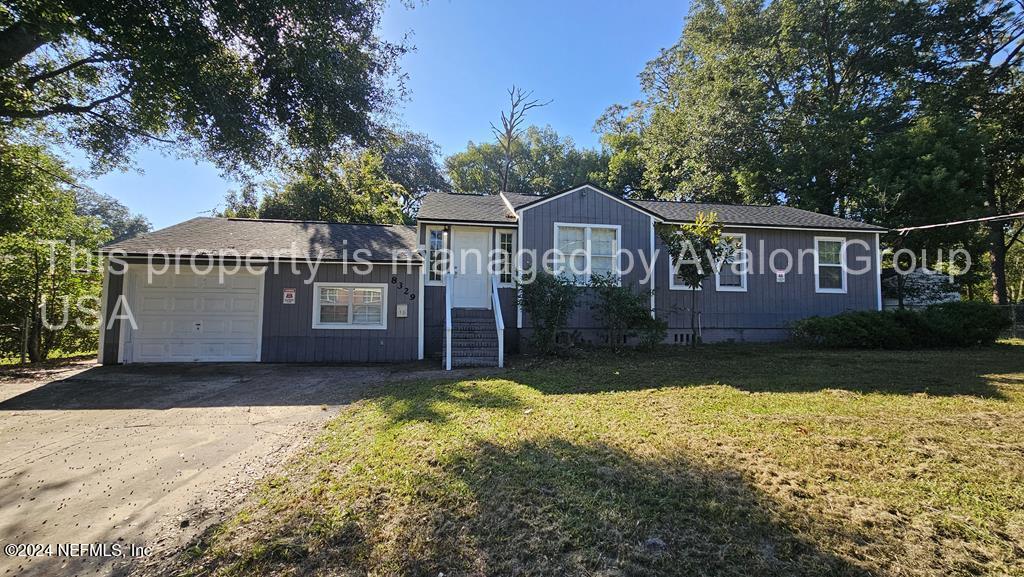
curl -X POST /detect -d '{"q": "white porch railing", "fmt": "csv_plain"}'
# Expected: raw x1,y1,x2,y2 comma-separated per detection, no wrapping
490,274,505,368
444,272,453,371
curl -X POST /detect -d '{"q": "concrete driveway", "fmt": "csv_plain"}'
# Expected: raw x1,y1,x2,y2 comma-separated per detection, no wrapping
0,360,453,577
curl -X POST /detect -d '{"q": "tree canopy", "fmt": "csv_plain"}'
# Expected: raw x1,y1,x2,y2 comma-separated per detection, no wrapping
445,125,609,195
220,131,447,223
0,0,405,172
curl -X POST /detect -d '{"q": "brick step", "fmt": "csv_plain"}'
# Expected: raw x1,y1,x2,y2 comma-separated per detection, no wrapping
450,330,498,337
452,357,499,367
449,341,498,349
451,345,498,353
452,309,494,319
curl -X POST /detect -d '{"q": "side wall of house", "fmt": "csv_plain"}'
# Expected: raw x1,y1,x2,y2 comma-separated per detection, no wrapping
653,228,880,342
261,263,421,362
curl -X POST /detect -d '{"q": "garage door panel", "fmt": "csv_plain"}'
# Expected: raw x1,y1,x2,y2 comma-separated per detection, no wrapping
230,276,260,290
231,297,258,313
204,296,229,312
129,269,263,363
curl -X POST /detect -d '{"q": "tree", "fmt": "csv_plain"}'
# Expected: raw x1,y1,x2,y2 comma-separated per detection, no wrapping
446,125,609,194
0,0,406,172
657,212,734,347
220,131,447,222
609,0,931,210
256,152,406,224
490,86,550,191
377,130,450,214
74,190,150,242
864,112,987,305
594,104,647,198
0,142,109,361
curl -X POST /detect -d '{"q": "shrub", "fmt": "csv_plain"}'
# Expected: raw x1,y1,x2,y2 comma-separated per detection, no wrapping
517,272,579,355
793,302,1010,349
588,273,668,350
920,301,1011,346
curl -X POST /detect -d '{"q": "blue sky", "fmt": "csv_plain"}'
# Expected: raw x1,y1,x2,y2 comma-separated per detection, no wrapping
79,0,689,229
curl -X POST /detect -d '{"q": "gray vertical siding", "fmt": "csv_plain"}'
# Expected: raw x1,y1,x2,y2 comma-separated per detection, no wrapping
261,263,421,362
99,268,125,364
519,186,656,330
654,227,880,341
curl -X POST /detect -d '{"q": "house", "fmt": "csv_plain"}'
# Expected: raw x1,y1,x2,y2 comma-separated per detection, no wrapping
98,183,885,367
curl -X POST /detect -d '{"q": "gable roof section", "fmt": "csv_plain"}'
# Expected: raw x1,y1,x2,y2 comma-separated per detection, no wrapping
634,200,886,231
101,217,421,261
417,192,520,224
512,183,664,220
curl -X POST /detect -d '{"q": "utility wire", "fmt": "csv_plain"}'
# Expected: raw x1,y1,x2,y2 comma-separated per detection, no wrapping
894,211,1024,234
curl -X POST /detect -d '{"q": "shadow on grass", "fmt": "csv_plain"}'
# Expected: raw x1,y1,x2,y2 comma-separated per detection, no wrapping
172,436,879,577
509,343,1023,399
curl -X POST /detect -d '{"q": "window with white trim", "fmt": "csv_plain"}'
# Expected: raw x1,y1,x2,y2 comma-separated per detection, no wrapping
426,227,446,283
313,283,387,329
715,233,747,292
497,230,515,285
554,223,619,283
814,237,846,293
668,255,702,290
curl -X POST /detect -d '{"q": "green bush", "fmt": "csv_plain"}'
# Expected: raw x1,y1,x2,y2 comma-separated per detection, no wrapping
588,273,668,350
793,302,1010,349
921,301,1012,346
517,272,579,355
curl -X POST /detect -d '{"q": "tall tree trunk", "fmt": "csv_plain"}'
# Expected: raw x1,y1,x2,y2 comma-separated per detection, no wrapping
988,221,1009,305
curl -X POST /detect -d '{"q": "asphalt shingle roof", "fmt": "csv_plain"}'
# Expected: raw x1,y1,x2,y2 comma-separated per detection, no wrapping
102,217,421,261
633,200,886,231
417,193,521,224
417,191,884,231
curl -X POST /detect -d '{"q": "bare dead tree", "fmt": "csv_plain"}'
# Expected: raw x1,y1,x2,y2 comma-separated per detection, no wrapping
490,86,551,192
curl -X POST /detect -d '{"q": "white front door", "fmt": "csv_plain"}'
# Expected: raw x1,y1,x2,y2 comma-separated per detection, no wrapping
450,227,490,308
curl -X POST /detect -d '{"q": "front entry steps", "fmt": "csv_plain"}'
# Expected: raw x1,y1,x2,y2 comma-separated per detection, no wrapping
444,308,500,368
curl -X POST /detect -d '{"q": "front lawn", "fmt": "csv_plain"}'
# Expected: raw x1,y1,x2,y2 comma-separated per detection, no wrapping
179,344,1024,577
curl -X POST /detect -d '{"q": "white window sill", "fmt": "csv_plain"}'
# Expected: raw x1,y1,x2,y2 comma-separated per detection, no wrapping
312,323,388,330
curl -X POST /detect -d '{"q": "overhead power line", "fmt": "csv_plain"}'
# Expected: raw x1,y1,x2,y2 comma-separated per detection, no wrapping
894,211,1024,234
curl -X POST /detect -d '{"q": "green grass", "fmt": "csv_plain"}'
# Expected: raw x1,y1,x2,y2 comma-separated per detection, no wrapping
0,349,95,366
178,344,1024,577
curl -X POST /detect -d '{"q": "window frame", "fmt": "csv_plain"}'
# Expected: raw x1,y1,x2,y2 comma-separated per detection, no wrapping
496,229,516,287
814,236,847,294
424,226,447,286
553,222,621,285
312,282,389,330
715,232,748,292
668,254,703,291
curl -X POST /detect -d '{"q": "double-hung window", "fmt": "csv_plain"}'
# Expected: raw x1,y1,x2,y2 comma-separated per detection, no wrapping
554,223,619,283
814,237,846,293
497,230,515,285
715,233,747,292
313,283,387,329
426,227,447,284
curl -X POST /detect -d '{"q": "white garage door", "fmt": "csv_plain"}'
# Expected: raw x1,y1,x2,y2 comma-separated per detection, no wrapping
127,268,264,362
